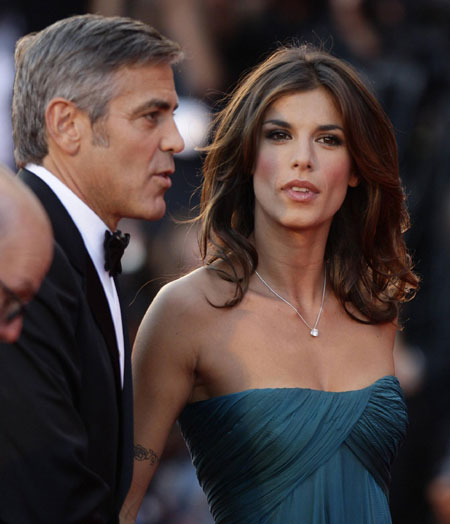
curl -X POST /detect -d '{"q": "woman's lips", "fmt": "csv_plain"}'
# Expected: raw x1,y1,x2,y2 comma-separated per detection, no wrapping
282,180,319,201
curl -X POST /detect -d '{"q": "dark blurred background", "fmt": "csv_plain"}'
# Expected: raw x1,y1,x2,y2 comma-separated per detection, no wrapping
1,1,449,522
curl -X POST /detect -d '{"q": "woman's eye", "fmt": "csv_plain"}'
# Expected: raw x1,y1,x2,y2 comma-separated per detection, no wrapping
318,135,343,146
266,130,291,141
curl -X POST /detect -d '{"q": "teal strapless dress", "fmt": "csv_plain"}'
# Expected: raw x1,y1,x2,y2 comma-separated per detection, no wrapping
178,375,407,524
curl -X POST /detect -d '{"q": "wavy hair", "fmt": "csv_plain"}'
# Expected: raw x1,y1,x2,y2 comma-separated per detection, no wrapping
197,44,418,324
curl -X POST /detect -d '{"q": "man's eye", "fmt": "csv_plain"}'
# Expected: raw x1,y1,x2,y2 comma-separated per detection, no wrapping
144,112,159,122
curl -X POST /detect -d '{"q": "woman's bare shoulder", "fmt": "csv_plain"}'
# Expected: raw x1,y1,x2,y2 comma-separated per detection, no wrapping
154,266,234,310
140,266,234,331
134,266,236,366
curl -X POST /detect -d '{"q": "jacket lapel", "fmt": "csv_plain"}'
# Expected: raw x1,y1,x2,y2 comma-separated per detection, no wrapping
114,277,134,506
85,259,121,393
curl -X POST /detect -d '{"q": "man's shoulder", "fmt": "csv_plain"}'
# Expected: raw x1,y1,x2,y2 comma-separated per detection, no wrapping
48,241,79,278
36,240,83,311
14,242,82,352
18,168,85,252
14,169,79,294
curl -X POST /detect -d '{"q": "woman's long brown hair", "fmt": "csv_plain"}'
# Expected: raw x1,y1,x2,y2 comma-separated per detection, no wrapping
196,44,419,324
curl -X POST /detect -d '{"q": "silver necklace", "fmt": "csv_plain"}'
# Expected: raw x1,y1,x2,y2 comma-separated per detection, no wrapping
255,268,327,337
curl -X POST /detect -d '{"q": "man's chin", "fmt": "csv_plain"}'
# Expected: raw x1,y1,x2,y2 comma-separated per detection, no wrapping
123,198,167,222
144,201,167,222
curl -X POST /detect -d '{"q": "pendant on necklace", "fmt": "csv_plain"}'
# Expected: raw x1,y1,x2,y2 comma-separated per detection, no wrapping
254,269,326,339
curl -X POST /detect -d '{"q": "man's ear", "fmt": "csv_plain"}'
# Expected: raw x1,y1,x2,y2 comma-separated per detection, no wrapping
45,98,85,155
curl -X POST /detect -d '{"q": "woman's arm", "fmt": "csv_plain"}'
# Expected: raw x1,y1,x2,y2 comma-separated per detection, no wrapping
120,279,199,522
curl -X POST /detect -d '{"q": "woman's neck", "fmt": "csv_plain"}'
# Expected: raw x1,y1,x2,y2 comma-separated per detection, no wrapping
252,226,328,307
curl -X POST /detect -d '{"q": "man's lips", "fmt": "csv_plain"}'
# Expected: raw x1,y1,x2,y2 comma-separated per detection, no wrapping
154,169,174,188
156,166,175,177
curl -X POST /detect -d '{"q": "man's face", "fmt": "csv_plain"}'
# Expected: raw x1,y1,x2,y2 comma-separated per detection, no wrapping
0,223,53,342
78,63,184,230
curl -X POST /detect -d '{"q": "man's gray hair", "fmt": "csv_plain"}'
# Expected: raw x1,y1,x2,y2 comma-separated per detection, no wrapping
12,14,183,168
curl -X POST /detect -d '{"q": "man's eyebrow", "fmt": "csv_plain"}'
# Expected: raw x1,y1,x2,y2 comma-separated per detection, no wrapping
131,98,179,117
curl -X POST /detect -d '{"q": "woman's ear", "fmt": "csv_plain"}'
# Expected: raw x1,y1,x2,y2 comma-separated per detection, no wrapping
348,171,359,188
45,98,83,155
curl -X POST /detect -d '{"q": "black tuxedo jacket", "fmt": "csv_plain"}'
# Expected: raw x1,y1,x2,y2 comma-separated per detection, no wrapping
0,169,133,523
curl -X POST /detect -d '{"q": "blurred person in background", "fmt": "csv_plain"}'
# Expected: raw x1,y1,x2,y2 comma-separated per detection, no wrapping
121,44,418,524
0,163,52,342
429,442,450,524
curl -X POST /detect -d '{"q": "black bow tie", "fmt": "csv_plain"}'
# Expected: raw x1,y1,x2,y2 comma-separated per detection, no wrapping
104,230,130,277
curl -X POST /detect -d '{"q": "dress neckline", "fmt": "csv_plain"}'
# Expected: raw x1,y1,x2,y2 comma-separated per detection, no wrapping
185,375,399,408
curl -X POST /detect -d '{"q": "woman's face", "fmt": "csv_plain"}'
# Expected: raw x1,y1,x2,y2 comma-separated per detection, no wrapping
252,87,358,236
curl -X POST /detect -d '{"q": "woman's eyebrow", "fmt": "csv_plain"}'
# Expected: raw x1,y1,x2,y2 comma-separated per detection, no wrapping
262,120,344,132
262,119,292,128
317,124,344,132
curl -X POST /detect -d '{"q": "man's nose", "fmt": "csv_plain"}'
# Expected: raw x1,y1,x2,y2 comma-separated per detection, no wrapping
161,118,185,154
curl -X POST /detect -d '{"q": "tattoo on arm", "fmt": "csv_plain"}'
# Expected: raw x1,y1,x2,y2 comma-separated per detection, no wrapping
134,444,160,465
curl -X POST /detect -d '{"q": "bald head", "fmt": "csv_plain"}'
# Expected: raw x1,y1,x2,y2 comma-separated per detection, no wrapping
0,164,53,342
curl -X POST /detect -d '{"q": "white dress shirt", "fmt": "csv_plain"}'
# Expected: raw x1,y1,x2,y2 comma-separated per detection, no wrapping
26,163,125,386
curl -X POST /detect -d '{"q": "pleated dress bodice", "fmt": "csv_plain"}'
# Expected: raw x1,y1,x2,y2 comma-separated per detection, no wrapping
178,375,407,524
